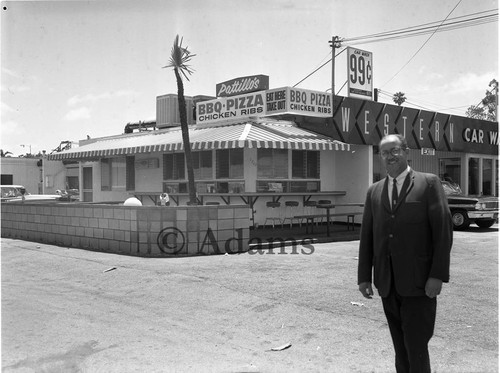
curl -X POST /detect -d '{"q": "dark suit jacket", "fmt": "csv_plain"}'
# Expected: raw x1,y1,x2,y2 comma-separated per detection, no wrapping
358,169,453,297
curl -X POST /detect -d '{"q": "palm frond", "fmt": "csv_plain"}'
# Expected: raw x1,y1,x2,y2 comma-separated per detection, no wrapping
162,34,196,81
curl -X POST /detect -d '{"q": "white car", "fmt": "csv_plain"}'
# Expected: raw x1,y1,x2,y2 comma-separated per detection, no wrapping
0,185,62,203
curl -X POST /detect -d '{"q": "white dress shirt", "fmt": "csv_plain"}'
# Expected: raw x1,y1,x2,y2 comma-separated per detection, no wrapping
388,166,411,206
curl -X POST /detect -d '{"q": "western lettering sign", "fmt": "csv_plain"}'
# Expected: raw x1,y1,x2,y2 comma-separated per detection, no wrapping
297,96,498,155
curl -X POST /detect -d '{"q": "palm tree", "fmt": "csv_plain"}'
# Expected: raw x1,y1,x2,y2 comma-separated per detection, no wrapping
392,92,407,106
163,35,198,205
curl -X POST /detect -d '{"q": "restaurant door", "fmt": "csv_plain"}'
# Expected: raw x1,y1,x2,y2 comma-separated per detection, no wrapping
82,167,93,202
439,158,461,186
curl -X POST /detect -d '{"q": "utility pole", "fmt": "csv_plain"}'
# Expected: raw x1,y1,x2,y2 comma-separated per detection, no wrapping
328,36,342,97
20,144,32,155
329,36,342,121
490,79,498,122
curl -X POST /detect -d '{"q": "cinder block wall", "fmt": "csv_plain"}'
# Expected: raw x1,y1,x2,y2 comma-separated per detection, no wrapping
1,203,251,257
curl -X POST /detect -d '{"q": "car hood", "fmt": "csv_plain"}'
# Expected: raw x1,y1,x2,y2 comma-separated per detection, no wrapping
3,194,61,202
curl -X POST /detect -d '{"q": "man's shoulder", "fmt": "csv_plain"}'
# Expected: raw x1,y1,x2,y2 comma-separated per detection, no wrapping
368,178,386,192
411,170,440,182
411,170,442,190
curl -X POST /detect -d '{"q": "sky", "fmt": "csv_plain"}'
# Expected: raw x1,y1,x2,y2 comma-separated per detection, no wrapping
1,0,498,156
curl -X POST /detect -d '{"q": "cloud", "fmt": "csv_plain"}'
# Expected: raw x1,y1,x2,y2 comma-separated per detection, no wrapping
1,68,35,93
1,101,17,115
447,71,496,95
0,119,24,138
1,85,31,94
409,70,495,99
1,67,21,79
67,90,138,106
64,107,91,121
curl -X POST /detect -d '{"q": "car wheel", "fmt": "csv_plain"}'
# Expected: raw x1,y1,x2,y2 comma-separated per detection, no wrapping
476,219,495,229
451,211,470,230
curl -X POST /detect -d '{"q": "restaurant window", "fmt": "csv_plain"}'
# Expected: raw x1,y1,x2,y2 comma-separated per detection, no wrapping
483,158,493,196
101,157,126,190
496,160,499,196
192,151,213,180
163,153,185,180
292,150,319,179
126,156,135,191
1,174,13,185
468,157,480,195
257,149,288,178
163,182,187,194
101,159,111,191
111,158,126,188
66,176,79,190
216,149,244,179
439,158,461,187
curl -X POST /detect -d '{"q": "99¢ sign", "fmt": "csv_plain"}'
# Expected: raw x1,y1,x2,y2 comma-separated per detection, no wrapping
347,47,373,100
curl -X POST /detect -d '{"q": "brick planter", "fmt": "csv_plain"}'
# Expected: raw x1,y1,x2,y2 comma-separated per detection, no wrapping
1,202,251,257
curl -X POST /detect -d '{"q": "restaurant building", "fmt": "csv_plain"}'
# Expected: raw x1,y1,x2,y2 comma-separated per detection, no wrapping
48,78,498,228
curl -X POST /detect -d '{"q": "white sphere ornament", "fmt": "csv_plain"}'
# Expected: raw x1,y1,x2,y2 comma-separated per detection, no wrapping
123,197,142,206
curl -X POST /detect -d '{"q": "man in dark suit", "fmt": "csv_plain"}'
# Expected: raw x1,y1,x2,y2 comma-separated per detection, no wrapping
358,134,453,373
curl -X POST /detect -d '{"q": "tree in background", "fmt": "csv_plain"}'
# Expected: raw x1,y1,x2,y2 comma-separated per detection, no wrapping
466,79,498,122
392,92,407,106
1,150,13,157
163,35,198,205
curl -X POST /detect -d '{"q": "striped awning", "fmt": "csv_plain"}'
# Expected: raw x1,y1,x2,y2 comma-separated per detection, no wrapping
48,120,351,160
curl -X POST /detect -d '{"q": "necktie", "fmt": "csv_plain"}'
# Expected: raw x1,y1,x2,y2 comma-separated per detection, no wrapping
392,178,398,209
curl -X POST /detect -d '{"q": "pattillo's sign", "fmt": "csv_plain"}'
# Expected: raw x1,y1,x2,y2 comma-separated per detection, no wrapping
216,75,269,97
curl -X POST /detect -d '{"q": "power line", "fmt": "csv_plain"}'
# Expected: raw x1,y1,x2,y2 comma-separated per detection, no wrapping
376,88,494,116
292,7,498,91
380,0,463,88
345,16,497,46
343,10,497,44
293,47,346,88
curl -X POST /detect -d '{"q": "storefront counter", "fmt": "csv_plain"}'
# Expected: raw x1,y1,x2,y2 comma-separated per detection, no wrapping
134,191,349,227
134,191,347,206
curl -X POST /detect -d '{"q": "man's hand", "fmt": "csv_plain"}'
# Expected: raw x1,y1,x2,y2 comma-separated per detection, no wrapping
425,277,442,298
358,282,373,299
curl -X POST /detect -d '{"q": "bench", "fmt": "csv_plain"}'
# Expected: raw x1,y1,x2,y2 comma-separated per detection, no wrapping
294,212,364,233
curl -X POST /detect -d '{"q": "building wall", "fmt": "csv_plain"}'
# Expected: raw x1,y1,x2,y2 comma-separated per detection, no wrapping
82,161,131,203
333,144,371,202
1,157,42,193
1,202,251,257
332,144,371,222
319,149,336,191
42,159,68,194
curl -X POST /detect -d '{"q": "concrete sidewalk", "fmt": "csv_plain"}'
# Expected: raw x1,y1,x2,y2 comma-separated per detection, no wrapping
1,227,498,372
250,221,361,246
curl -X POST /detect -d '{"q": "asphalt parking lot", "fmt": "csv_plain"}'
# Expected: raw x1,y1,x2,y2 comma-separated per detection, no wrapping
1,226,498,372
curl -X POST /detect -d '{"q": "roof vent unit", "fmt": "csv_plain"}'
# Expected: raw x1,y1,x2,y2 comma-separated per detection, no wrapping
156,94,215,128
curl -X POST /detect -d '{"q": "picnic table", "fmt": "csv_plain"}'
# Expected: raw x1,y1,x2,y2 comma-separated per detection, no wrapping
294,203,364,236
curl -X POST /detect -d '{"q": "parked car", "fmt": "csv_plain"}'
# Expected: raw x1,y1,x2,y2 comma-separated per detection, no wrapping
56,189,80,202
442,181,498,230
0,185,62,203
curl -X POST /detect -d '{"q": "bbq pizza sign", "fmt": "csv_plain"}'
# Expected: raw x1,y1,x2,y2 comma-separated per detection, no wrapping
347,47,373,100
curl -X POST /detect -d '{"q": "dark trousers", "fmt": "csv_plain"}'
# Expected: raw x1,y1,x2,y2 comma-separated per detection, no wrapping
382,285,437,373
